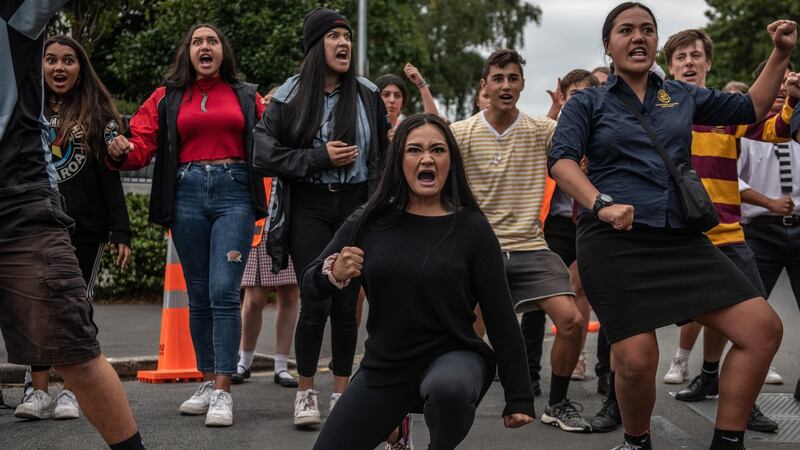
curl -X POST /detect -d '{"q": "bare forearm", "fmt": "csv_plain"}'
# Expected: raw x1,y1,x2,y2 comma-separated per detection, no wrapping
550,159,600,208
546,103,561,121
749,48,793,119
740,188,773,208
418,85,440,116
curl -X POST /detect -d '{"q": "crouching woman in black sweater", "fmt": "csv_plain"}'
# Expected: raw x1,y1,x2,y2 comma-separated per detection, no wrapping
302,113,535,450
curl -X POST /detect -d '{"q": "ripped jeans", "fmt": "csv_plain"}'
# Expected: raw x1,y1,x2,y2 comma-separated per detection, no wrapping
171,163,255,375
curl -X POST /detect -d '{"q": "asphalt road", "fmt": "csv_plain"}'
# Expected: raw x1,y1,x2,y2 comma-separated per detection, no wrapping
1,272,798,449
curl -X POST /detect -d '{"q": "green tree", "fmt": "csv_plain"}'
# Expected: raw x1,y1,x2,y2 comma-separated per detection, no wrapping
703,0,800,89
109,0,344,103
109,0,540,118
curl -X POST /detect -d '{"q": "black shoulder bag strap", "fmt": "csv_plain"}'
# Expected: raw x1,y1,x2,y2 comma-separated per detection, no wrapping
613,90,683,182
612,88,719,232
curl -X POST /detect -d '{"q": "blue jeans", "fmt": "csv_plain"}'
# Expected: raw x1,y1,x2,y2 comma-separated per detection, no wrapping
171,163,254,374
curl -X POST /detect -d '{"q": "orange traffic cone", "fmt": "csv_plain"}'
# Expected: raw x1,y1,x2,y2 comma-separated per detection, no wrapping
138,233,203,383
551,321,601,335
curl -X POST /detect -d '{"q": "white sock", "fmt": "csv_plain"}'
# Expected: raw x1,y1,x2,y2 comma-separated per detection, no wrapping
330,393,342,401
675,348,691,360
275,353,289,374
238,351,255,371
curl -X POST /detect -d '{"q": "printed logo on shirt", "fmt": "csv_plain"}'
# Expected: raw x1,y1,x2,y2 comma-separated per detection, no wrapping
49,115,87,182
103,120,119,146
656,89,679,108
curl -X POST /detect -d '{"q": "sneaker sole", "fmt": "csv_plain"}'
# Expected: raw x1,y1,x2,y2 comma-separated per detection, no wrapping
205,417,233,427
764,379,784,385
663,376,686,384
180,405,209,415
53,411,80,420
541,414,592,433
293,415,321,427
14,410,52,420
747,423,779,433
674,393,718,402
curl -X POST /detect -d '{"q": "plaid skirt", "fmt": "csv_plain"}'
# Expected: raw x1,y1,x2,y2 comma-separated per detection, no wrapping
241,238,297,287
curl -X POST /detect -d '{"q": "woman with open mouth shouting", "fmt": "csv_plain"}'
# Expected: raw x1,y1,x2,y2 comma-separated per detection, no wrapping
252,7,390,428
301,113,534,449
549,2,796,449
107,23,268,428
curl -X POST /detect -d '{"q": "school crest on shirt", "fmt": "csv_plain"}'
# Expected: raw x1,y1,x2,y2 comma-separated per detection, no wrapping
49,114,87,182
656,89,679,108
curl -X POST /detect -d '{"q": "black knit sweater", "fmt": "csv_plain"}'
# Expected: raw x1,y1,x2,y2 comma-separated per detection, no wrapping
301,208,535,418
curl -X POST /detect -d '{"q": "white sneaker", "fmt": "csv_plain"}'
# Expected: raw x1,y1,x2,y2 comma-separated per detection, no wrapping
329,393,342,415
293,389,321,426
53,390,80,420
571,351,587,381
663,357,689,384
180,381,214,415
14,390,53,420
765,366,784,385
204,389,233,427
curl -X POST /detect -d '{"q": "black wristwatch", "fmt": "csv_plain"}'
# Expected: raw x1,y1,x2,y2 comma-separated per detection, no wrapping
592,194,614,216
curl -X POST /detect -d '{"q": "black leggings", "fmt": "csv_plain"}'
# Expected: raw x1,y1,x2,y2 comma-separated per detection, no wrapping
313,350,487,450
290,184,365,377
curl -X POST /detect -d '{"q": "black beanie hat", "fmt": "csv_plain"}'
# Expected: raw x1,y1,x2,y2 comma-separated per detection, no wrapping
303,7,352,54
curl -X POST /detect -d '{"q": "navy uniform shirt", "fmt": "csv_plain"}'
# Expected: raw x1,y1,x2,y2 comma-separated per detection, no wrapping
548,72,756,229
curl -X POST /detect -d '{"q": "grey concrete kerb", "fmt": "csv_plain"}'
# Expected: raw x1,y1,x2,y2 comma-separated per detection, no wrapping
0,353,292,385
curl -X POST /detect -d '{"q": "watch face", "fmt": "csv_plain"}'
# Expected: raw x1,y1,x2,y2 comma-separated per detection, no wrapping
599,194,613,203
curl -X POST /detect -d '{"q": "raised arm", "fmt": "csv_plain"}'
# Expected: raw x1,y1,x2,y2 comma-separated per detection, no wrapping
749,20,797,120
404,63,440,116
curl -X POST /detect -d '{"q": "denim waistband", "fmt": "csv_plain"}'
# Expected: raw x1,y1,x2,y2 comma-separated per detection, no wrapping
179,162,247,172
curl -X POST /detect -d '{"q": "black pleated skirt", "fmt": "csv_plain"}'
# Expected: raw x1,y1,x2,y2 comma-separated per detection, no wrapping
576,215,760,344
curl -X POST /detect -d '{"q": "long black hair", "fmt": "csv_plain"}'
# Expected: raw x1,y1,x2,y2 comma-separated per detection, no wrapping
164,23,240,89
601,2,657,73
44,35,121,160
285,31,359,147
349,113,481,243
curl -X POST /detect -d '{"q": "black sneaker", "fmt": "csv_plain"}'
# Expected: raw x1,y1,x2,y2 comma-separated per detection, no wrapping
541,398,592,433
531,379,542,397
591,397,622,433
675,372,718,402
747,403,778,433
231,368,250,385
597,372,610,396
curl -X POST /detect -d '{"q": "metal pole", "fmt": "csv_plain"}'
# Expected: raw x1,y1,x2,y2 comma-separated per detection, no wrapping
357,0,367,77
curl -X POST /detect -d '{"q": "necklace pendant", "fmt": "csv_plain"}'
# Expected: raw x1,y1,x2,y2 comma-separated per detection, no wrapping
200,93,208,112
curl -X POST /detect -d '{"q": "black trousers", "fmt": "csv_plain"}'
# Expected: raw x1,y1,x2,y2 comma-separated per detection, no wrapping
743,221,800,308
290,184,365,377
313,351,487,450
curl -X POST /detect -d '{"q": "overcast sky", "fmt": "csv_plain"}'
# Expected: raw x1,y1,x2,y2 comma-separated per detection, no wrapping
516,0,709,115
